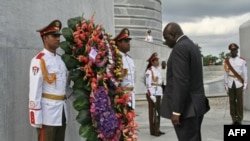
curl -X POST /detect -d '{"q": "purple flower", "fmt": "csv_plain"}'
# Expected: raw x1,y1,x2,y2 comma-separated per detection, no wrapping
91,86,121,140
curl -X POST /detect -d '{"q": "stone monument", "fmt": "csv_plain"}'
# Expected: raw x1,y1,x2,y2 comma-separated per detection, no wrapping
239,20,250,120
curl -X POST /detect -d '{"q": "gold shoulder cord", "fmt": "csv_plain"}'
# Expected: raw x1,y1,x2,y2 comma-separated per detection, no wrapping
150,69,157,82
40,58,56,84
224,61,229,72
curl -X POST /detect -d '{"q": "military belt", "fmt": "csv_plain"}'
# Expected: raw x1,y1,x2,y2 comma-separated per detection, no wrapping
228,74,236,78
151,83,162,86
42,93,66,100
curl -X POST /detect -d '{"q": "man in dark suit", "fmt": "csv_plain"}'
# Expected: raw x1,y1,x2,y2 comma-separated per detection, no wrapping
161,22,210,141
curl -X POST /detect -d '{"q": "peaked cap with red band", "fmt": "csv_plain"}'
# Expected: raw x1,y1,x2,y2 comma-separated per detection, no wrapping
113,28,132,42
147,52,159,62
36,19,62,36
228,43,239,50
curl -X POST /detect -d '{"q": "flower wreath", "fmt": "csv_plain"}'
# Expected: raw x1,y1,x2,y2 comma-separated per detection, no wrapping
60,15,138,141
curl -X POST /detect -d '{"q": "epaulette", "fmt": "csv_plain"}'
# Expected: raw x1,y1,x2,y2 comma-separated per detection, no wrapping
240,57,245,60
126,53,131,58
36,52,44,59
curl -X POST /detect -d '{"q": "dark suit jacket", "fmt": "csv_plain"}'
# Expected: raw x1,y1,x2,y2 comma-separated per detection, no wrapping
161,36,210,119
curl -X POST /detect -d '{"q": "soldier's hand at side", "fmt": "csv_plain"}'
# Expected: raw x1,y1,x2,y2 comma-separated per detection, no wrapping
243,86,247,95
243,88,247,95
225,86,228,91
171,114,181,126
31,124,42,128
150,95,156,103
225,86,229,95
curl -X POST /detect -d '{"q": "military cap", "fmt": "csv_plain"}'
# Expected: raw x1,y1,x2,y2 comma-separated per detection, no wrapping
113,28,132,42
147,52,159,62
228,43,239,50
147,29,151,34
36,19,62,36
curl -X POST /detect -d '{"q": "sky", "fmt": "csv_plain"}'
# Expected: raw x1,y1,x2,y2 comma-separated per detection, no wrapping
161,0,250,57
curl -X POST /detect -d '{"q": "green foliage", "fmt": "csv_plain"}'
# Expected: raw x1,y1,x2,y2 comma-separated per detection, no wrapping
61,54,79,70
62,27,74,42
76,109,91,125
67,16,83,31
60,15,99,140
70,69,84,82
203,55,218,66
79,124,98,140
202,51,231,66
60,41,72,54
73,91,89,111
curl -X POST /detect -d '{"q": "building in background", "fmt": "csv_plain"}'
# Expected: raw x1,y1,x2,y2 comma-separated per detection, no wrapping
114,0,163,44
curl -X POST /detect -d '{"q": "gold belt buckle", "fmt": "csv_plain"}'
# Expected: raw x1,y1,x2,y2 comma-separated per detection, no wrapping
42,93,66,100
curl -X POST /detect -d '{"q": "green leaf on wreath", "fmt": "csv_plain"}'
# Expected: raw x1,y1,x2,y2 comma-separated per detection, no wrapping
79,124,98,140
70,69,84,82
61,54,79,70
72,88,89,99
68,16,83,31
60,41,72,54
73,78,86,90
76,110,91,125
73,94,89,111
62,27,74,42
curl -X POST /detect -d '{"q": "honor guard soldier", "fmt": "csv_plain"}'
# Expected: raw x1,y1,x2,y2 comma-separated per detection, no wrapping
114,28,136,109
145,52,165,136
224,43,248,125
29,19,68,141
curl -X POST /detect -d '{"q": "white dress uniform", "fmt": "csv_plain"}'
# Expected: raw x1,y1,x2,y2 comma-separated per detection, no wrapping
224,56,248,89
145,66,163,96
145,35,153,42
29,48,68,127
120,52,135,109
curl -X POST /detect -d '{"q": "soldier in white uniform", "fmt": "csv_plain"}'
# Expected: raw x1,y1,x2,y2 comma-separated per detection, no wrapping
145,52,165,136
144,29,153,42
29,20,68,141
224,43,248,125
114,28,135,109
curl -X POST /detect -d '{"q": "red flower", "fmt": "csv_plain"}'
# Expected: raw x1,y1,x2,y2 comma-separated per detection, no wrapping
78,55,88,63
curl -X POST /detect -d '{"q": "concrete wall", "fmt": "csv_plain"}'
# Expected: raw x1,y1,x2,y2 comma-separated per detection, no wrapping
239,20,250,115
114,0,163,44
203,66,225,97
0,0,114,141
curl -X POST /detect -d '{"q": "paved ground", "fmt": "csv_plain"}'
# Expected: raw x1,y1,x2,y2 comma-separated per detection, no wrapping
134,96,250,141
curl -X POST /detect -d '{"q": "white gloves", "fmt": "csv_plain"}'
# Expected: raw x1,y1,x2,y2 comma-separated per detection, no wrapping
150,95,156,103
243,86,247,95
224,85,228,91
224,85,229,95
31,124,42,128
243,85,247,90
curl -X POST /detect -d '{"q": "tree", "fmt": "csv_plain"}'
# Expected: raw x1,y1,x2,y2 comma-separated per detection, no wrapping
203,55,219,66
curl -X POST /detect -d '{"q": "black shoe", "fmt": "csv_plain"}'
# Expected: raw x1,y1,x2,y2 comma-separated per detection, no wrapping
150,133,161,137
159,131,165,135
233,122,242,125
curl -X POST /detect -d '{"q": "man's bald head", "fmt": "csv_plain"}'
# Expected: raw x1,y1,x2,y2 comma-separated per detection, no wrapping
163,22,183,38
163,22,184,48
